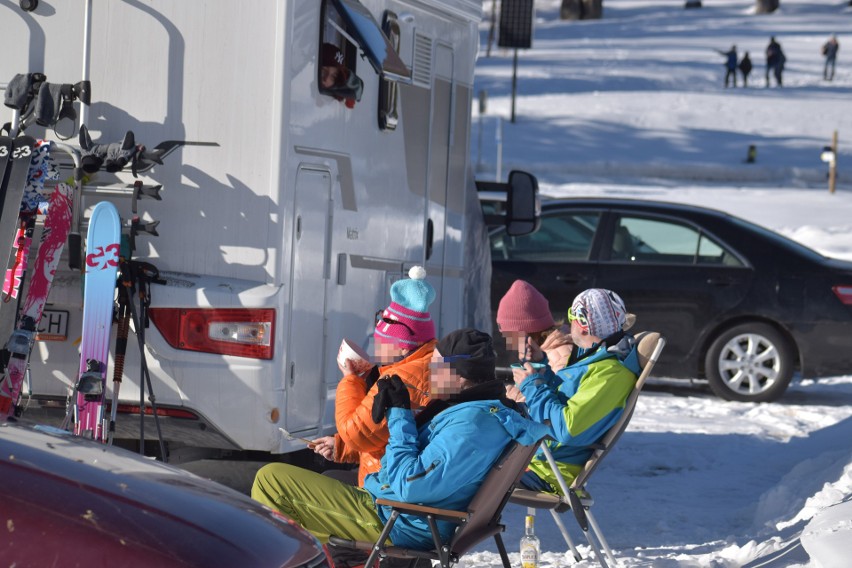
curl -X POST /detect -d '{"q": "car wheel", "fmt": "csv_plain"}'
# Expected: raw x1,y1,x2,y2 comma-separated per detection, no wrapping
705,323,793,402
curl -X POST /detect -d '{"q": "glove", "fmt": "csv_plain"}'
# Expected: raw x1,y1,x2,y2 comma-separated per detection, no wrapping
79,125,138,173
371,375,411,424
363,365,380,391
35,82,63,127
5,73,43,111
103,130,138,172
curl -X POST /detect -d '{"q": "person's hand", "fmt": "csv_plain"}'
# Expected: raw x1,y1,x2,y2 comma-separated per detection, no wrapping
338,358,353,376
546,344,574,369
339,357,374,377
541,325,573,367
371,375,411,423
512,362,537,386
540,325,572,351
505,383,526,403
311,436,335,461
525,336,545,363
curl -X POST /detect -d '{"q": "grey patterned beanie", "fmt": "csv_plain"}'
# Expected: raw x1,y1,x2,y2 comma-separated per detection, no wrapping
570,289,628,340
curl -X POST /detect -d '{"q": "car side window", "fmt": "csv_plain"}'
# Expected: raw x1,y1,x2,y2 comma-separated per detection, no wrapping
611,216,743,266
491,212,600,261
698,233,744,266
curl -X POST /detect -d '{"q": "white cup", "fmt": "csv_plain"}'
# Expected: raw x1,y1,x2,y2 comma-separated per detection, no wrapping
337,338,372,375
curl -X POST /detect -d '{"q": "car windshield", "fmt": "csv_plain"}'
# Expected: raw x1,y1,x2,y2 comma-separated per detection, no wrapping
728,215,827,261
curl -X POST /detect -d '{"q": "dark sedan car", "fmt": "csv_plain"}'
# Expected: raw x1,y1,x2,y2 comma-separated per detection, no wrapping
486,196,852,402
0,421,330,567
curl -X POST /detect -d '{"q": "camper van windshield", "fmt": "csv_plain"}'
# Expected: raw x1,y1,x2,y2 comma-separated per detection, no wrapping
331,0,411,82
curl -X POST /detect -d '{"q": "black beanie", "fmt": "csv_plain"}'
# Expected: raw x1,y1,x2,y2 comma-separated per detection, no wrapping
436,328,496,384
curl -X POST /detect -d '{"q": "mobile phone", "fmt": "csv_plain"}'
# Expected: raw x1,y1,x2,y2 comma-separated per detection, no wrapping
510,362,546,370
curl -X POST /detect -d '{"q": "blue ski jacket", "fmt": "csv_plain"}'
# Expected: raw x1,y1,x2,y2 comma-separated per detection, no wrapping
519,335,640,493
362,398,550,549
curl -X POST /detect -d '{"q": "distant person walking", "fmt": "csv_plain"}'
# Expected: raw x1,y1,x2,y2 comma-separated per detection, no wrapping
716,45,738,87
738,52,753,87
765,36,785,87
822,34,839,81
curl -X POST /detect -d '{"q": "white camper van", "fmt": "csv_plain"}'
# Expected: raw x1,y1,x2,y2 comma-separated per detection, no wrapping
1,0,537,462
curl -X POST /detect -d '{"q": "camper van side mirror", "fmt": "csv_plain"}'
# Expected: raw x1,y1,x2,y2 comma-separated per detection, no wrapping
504,170,540,236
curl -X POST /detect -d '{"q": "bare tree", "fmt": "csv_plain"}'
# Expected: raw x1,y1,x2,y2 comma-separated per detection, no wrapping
755,0,779,13
560,0,603,20
584,0,602,19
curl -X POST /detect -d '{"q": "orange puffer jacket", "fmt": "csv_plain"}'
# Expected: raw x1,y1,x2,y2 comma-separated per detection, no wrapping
333,340,435,486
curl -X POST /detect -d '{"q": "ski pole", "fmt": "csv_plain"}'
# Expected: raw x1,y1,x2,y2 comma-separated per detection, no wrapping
107,281,130,445
126,261,166,461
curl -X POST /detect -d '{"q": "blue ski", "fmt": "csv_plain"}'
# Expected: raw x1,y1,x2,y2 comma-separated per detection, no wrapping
73,201,121,440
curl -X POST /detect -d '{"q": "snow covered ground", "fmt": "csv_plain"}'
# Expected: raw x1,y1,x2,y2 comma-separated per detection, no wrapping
462,1,852,566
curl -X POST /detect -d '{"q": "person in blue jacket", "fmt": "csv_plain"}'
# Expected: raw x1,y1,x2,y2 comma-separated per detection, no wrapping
512,288,640,494
252,328,549,557
822,35,839,81
716,45,738,88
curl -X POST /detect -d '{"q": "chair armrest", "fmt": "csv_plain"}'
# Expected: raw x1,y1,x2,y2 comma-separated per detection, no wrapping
509,488,572,513
328,536,374,552
375,498,470,522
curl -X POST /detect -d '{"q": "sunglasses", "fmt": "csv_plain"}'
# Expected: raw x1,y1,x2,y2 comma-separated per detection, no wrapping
375,309,415,335
567,305,589,329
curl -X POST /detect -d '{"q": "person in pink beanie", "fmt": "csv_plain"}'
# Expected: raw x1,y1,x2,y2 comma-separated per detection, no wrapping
373,265,436,356
311,266,438,487
497,280,573,367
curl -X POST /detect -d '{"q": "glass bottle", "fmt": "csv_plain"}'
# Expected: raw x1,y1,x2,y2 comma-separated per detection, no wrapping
520,514,540,568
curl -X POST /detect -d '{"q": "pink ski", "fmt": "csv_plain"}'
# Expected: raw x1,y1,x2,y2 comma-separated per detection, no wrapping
0,184,73,417
73,201,120,440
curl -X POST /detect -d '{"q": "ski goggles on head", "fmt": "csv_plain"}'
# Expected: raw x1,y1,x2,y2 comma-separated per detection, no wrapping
440,354,472,364
375,309,415,335
431,353,472,373
567,305,589,330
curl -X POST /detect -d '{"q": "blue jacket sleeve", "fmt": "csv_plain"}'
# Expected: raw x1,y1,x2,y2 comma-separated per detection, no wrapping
539,361,563,392
520,359,633,447
380,407,493,503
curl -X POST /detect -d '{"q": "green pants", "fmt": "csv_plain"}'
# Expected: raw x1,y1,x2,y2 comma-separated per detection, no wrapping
252,463,388,545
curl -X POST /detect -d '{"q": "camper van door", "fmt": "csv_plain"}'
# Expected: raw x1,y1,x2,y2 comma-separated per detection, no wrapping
284,166,333,435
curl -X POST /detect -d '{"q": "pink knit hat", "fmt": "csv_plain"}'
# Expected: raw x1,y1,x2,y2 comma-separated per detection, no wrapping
374,266,436,349
496,280,555,333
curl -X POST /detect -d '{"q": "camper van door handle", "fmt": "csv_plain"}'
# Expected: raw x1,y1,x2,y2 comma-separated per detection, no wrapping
289,362,295,387
295,216,302,240
426,219,434,260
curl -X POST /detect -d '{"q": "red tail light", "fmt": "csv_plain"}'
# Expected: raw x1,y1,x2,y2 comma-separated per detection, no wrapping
834,286,852,305
149,308,275,359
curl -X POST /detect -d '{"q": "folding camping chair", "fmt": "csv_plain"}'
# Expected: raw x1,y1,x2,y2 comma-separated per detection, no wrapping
510,330,666,567
327,436,546,568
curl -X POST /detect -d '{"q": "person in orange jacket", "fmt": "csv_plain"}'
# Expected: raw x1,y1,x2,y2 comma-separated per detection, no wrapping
312,266,437,487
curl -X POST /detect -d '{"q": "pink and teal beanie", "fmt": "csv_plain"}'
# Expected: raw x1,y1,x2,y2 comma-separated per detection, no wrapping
374,266,436,349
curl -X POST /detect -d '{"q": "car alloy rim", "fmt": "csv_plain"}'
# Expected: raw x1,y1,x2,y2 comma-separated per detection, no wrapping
717,333,781,395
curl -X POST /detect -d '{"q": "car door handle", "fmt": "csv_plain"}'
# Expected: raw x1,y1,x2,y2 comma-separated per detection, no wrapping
556,274,589,284
706,276,737,286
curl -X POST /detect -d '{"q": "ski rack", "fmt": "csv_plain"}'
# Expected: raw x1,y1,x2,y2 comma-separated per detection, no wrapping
49,145,163,269
49,141,85,270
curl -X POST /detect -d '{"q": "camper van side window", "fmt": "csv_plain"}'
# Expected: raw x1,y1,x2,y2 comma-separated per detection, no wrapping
319,0,364,109
378,11,401,131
